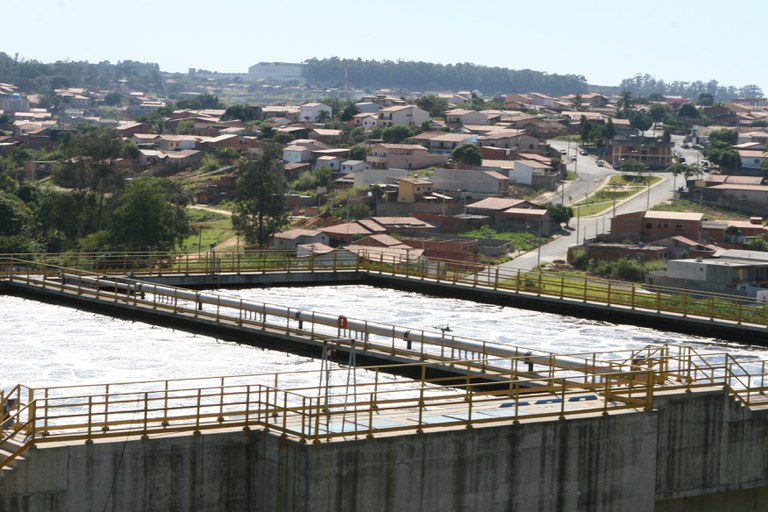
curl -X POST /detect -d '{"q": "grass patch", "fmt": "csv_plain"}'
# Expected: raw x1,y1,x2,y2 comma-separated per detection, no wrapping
571,175,662,217
651,199,755,220
182,207,236,254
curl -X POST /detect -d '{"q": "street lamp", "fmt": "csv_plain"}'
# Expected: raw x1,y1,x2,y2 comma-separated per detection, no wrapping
526,222,542,268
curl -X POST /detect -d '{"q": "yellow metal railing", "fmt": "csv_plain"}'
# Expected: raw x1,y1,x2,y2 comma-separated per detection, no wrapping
2,348,767,471
2,251,767,329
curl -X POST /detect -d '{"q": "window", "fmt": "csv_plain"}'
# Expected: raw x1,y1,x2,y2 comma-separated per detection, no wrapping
645,223,653,229
675,224,683,231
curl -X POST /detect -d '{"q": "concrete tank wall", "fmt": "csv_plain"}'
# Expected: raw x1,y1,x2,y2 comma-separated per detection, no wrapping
1,390,767,512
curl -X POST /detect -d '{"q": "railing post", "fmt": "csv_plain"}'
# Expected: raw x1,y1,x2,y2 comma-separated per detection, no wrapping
143,392,150,439
194,389,202,434
86,396,93,443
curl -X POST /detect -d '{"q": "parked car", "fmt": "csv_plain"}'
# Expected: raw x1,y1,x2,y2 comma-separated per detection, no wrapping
596,160,605,167
570,155,577,161
579,149,588,155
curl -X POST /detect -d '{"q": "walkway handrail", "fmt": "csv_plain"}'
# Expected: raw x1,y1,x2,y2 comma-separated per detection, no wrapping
3,252,767,331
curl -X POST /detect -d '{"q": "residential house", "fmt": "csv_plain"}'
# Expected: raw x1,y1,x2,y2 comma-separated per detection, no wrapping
509,158,557,189
377,105,429,127
157,135,201,152
128,100,166,118
296,244,358,265
261,105,301,122
309,128,342,143
315,155,342,172
465,197,553,234
350,112,379,130
701,218,768,245
341,160,370,174
0,85,30,113
477,130,541,153
608,135,674,169
115,121,152,137
737,149,768,170
299,102,333,123
609,211,704,243
352,168,407,187
646,250,768,298
396,177,434,203
445,109,488,127
271,229,329,252
650,236,718,260
700,184,768,216
347,234,423,264
283,144,314,164
513,118,568,139
431,168,509,195
422,133,477,155
367,143,447,170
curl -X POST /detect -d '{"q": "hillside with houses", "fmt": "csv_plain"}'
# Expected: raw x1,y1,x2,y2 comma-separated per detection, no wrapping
1,68,768,299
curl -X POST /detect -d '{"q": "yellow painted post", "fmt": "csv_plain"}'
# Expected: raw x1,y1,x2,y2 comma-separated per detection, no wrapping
218,377,225,423
560,276,564,299
631,285,636,309
682,294,688,317
656,291,661,312
104,384,110,430
417,365,426,433
195,389,201,434
537,272,542,296
645,370,654,411
737,303,743,325
87,396,93,442
582,277,587,303
244,385,252,430
143,392,149,439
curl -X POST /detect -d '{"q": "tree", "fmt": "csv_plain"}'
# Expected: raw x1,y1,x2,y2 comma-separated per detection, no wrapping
382,125,412,143
451,143,482,167
415,94,449,117
571,93,583,111
605,117,616,139
316,109,332,124
620,159,646,177
349,144,368,161
545,203,574,227
629,110,653,133
579,116,592,142
103,92,122,106
616,91,633,118
676,103,700,119
697,93,714,106
718,150,742,172
54,126,132,233
176,93,223,110
661,128,671,142
649,103,670,126
221,104,258,122
231,145,289,248
109,178,190,251
339,103,360,122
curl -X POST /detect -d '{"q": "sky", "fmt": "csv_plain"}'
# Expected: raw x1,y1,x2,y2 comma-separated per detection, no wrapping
6,0,767,93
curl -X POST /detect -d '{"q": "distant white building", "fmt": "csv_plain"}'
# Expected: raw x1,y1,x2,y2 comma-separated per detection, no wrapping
247,62,304,82
299,103,333,123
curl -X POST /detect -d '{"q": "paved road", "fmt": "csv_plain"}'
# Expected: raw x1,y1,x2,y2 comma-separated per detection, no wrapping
503,136,702,271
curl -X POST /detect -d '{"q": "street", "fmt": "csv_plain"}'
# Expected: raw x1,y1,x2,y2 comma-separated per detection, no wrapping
504,136,702,271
